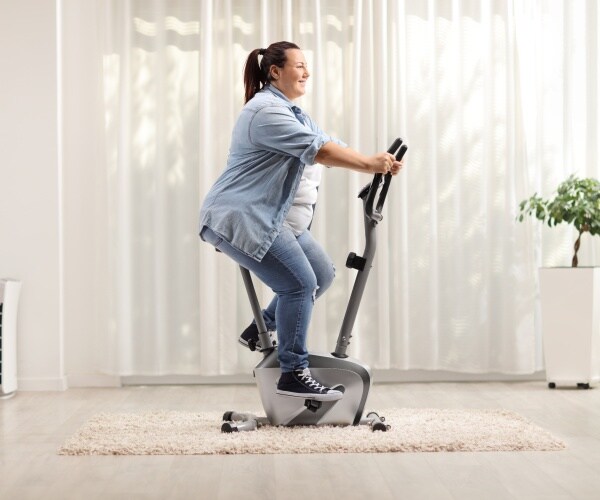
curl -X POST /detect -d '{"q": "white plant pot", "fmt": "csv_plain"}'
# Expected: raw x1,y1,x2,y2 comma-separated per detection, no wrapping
539,267,600,388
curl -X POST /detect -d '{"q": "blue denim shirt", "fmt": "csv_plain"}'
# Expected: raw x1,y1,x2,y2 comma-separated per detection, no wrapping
199,84,346,261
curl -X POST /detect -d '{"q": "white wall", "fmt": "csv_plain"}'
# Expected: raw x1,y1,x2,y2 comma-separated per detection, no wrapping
0,0,65,390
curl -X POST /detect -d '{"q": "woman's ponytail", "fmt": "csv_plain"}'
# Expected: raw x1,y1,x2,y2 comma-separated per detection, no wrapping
243,41,300,103
243,48,264,104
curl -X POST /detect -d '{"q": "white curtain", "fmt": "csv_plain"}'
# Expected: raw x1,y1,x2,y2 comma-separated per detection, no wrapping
97,0,600,377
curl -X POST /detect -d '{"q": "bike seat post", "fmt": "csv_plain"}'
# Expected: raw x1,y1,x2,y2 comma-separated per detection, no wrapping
239,265,275,351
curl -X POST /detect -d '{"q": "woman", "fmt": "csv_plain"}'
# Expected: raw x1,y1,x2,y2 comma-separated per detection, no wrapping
199,41,403,401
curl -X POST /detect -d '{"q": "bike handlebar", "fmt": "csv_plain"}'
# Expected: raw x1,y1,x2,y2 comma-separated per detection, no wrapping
361,138,408,222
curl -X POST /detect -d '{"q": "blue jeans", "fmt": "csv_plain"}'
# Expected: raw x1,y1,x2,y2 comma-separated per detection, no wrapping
201,225,335,372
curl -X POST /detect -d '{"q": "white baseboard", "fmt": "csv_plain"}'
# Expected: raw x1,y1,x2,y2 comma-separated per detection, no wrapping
67,373,122,388
372,369,546,383
121,374,255,385
17,376,68,391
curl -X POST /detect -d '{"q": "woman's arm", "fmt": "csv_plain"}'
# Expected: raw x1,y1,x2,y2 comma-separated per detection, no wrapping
315,141,403,175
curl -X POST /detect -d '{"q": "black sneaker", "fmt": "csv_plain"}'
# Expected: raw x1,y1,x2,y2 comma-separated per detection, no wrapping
276,368,343,401
239,323,275,351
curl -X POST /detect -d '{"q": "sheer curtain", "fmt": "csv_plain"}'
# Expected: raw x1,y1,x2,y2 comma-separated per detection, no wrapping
97,0,600,377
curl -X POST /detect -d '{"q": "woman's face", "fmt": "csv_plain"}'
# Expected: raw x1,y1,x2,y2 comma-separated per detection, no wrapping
270,49,310,100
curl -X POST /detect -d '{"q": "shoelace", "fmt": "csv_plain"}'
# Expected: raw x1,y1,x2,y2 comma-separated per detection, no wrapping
297,369,329,393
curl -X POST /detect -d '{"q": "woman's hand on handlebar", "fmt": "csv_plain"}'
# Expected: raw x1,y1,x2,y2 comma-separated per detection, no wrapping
314,142,405,175
367,153,405,176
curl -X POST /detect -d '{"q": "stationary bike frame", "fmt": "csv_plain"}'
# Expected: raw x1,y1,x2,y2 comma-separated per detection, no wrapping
223,138,407,432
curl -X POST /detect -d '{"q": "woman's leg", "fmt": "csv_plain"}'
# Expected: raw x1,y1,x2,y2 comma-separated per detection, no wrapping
297,230,336,299
202,226,316,372
261,296,278,330
201,225,342,401
256,229,335,331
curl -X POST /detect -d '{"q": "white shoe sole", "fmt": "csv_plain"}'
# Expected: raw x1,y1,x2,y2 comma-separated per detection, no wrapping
275,389,343,402
238,331,275,351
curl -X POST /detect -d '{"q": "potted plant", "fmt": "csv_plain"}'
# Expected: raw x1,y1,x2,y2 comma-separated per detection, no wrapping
518,175,600,389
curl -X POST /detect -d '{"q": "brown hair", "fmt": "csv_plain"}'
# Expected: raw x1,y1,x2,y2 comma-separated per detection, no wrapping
243,41,300,103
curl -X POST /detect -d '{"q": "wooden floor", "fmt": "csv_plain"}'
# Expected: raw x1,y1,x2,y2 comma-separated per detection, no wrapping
1,381,600,500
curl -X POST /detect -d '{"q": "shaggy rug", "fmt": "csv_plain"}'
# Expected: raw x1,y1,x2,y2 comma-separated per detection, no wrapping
58,408,565,456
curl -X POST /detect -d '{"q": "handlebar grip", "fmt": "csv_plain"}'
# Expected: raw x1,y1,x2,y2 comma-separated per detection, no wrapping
364,173,383,221
386,138,402,155
396,144,408,161
365,138,405,221
375,173,392,214
376,144,408,213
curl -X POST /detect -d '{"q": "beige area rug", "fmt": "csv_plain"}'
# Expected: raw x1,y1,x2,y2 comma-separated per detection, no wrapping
58,409,565,456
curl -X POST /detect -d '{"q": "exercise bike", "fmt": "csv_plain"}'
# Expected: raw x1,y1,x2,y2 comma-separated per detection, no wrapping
221,138,408,433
